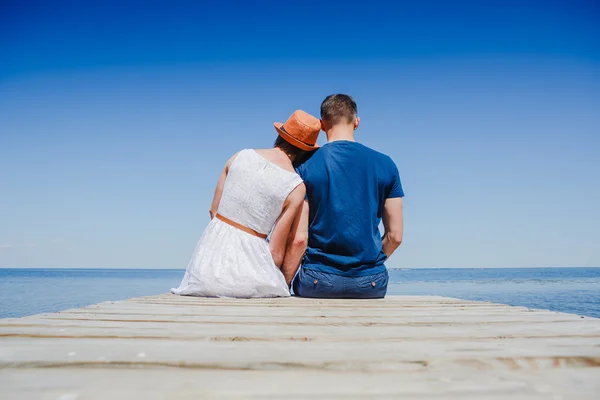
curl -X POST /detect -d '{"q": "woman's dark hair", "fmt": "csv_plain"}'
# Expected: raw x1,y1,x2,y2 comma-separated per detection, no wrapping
274,135,311,166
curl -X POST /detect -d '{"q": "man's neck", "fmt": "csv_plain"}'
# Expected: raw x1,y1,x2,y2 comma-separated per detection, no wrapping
325,125,356,143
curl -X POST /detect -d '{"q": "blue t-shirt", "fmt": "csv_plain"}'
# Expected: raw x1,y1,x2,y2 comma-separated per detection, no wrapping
296,141,404,276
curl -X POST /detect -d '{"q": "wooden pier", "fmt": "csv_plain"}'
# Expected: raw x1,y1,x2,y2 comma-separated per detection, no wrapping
1,294,599,399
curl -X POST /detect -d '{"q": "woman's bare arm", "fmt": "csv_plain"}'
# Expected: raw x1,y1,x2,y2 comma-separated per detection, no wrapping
208,152,239,219
269,184,306,269
280,200,309,286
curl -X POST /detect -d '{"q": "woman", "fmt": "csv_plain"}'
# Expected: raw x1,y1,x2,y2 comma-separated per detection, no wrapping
171,110,320,297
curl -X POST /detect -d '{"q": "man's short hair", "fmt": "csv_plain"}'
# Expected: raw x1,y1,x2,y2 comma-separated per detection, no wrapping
320,94,357,125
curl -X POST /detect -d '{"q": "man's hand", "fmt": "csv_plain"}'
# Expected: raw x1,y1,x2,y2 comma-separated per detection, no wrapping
382,197,403,258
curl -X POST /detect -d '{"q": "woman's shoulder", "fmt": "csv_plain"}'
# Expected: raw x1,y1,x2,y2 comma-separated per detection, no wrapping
287,180,306,203
251,148,297,174
224,149,247,168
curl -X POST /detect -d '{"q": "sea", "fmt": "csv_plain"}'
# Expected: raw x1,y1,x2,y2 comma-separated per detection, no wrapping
1,267,599,319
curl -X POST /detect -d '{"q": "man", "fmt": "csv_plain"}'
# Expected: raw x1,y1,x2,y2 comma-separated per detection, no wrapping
281,94,404,298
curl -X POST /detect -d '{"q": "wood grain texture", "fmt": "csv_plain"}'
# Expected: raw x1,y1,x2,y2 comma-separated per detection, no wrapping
1,294,599,399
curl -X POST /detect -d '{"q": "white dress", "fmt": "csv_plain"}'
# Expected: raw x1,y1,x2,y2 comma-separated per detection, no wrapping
171,149,303,298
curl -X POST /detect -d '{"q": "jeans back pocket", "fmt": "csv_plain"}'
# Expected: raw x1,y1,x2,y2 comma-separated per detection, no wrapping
355,270,388,298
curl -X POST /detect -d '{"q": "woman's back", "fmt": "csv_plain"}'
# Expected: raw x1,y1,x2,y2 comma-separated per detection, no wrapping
218,149,302,235
171,149,302,298
171,109,320,298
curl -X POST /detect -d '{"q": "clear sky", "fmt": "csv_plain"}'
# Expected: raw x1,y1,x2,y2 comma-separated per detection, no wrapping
1,0,599,269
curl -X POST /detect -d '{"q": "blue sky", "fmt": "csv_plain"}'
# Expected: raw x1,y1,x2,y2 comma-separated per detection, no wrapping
1,0,599,269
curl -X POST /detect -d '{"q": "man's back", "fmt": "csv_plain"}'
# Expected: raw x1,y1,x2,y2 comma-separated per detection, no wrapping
297,140,404,276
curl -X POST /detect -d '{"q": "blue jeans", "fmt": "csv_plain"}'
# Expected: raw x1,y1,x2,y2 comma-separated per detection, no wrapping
292,267,388,299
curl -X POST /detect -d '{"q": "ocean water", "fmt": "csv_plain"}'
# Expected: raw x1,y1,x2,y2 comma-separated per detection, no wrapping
0,267,599,319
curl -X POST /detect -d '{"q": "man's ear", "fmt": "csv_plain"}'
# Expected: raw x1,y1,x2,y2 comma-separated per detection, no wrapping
354,116,360,130
320,119,327,131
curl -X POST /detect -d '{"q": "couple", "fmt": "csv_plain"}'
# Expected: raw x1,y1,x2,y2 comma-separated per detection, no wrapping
171,94,404,299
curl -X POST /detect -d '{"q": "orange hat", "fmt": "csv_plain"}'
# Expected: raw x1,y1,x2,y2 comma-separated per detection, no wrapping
274,110,320,151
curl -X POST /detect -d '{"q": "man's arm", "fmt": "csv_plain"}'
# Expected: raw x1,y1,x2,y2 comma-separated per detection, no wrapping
382,197,403,258
280,200,309,286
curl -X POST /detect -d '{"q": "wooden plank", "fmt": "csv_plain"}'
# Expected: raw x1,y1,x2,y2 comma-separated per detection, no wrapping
0,294,599,399
2,368,600,400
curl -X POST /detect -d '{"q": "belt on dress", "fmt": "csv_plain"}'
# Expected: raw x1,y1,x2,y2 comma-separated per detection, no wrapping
215,213,268,239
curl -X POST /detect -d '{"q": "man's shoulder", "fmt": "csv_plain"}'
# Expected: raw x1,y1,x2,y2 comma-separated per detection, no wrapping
298,142,397,172
295,148,322,174
357,143,396,167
